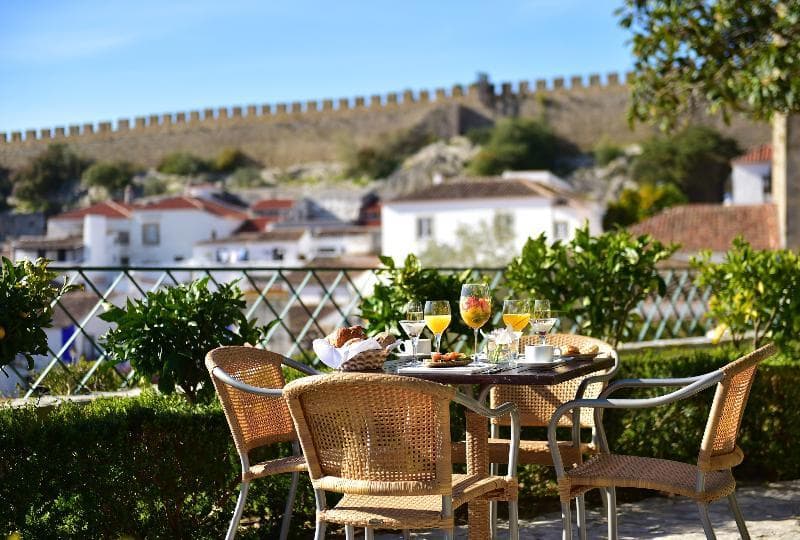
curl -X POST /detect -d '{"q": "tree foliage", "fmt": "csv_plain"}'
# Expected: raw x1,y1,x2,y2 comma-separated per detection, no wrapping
213,148,256,173
505,226,676,346
342,128,434,180
156,152,211,176
619,0,800,129
0,166,11,211
81,161,139,199
11,144,90,215
468,118,560,175
693,237,800,350
100,277,269,402
604,182,687,229
631,125,740,202
0,257,80,370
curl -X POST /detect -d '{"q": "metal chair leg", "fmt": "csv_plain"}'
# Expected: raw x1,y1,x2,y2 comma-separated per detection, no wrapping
402,530,411,540
313,520,326,540
576,495,587,540
561,501,573,540
727,493,751,540
606,487,618,540
345,525,355,540
279,471,299,540
443,528,454,540
697,502,717,540
508,500,520,540
225,480,249,540
364,527,375,540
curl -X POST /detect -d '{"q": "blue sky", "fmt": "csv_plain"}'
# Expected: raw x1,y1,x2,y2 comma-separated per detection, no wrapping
0,0,632,134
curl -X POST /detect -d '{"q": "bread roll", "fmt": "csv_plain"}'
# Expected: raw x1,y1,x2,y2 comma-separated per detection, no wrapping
375,331,396,348
564,344,580,355
326,325,367,347
580,344,599,355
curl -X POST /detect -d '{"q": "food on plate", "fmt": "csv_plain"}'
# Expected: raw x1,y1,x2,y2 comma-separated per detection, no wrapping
430,351,466,363
326,325,367,347
564,344,580,355
580,344,599,355
374,331,396,348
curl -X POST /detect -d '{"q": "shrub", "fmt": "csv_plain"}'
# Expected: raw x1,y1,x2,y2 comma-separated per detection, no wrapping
157,152,211,176
11,143,90,215
603,182,687,229
99,278,269,402
468,118,560,175
0,257,79,370
81,161,139,198
692,238,800,351
342,128,434,180
593,139,625,166
213,148,256,173
505,226,676,346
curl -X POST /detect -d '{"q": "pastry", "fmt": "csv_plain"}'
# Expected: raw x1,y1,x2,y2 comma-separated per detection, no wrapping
580,344,599,355
374,331,396,348
564,344,580,355
326,325,367,347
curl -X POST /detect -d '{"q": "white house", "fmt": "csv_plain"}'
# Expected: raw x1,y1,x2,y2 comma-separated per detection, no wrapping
380,175,601,263
730,144,772,205
192,229,312,266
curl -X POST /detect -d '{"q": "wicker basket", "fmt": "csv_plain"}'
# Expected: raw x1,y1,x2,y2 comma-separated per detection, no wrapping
339,348,390,372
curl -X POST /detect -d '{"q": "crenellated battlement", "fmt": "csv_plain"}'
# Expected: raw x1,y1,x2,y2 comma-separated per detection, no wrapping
0,72,633,144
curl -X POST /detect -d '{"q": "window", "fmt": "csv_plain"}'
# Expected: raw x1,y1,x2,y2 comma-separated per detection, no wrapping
762,172,772,195
57,249,66,262
116,231,130,245
37,249,46,258
272,247,285,261
120,256,130,267
553,221,569,240
142,223,160,245
416,217,433,240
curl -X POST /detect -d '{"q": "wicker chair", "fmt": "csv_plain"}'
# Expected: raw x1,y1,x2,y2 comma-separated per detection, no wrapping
205,346,320,540
283,372,521,539
548,343,777,540
452,333,619,537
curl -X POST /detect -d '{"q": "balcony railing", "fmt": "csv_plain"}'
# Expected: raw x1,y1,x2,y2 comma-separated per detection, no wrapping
3,265,713,399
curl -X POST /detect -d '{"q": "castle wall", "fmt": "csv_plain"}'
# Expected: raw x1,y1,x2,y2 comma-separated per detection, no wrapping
0,73,770,171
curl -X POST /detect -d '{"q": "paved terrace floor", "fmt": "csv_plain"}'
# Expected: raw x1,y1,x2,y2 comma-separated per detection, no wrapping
373,480,800,539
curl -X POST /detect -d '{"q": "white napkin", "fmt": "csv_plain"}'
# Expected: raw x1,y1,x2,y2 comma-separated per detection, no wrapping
313,337,383,369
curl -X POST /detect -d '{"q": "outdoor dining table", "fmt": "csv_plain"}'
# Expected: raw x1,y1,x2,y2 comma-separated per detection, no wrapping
383,355,616,539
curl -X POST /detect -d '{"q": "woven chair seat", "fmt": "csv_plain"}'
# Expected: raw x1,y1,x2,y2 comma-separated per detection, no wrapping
452,438,593,466
245,454,306,481
318,474,512,529
565,454,736,503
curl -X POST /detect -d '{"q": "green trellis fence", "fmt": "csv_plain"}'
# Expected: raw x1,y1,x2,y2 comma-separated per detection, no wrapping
3,265,712,399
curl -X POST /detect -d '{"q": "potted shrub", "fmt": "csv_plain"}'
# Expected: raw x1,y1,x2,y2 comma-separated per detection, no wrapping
100,277,270,403
0,257,78,372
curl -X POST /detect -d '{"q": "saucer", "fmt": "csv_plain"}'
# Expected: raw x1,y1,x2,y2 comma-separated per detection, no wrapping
516,356,570,368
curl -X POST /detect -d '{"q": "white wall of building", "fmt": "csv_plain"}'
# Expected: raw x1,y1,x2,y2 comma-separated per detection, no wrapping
731,162,770,204
47,218,83,238
192,233,311,266
381,197,598,262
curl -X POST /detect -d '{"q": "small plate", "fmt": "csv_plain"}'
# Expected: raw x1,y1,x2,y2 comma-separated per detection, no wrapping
394,351,431,360
568,353,601,361
516,356,571,368
423,358,471,368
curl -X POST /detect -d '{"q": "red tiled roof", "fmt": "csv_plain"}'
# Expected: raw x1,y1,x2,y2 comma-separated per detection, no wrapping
52,201,133,220
252,198,295,211
391,178,562,203
138,196,247,219
733,144,772,164
629,204,779,252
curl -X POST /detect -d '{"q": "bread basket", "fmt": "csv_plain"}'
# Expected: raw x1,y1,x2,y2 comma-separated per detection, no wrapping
339,348,390,372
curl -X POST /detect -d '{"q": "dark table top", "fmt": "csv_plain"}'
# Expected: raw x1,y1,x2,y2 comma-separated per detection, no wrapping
383,355,615,386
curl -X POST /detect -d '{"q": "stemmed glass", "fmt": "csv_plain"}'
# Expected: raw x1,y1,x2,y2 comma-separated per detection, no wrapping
503,299,530,354
460,283,491,363
531,299,558,345
424,300,451,353
399,301,426,365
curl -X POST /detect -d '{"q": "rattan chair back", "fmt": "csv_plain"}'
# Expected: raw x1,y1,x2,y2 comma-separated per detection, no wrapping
206,346,296,455
284,372,456,496
490,334,615,428
698,343,776,471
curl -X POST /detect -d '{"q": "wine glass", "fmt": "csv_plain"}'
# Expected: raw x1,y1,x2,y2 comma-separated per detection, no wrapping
460,283,491,363
503,299,530,355
400,300,425,364
424,300,451,353
531,299,558,345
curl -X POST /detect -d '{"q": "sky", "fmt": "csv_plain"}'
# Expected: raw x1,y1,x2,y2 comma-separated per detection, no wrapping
0,0,633,134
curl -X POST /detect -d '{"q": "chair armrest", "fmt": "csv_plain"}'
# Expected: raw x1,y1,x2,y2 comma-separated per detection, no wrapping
279,354,321,376
575,350,621,399
453,392,521,477
547,369,723,481
211,366,285,397
599,374,710,399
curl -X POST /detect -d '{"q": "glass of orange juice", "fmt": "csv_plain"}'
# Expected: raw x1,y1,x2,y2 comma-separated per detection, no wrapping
424,300,451,353
503,299,530,358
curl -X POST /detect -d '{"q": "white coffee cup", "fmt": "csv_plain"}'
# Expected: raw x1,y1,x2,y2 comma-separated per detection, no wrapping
399,338,431,355
525,344,562,363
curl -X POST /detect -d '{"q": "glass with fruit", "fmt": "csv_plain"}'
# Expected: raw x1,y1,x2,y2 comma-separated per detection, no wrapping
531,299,558,345
424,300,451,353
459,283,491,363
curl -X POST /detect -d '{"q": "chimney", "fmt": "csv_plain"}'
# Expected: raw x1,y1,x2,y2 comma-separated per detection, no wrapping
432,172,444,185
123,185,134,205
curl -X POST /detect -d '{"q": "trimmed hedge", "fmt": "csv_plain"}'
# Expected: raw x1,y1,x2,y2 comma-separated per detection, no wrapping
1,346,798,538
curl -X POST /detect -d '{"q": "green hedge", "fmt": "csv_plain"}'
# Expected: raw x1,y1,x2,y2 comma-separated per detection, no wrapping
1,346,798,538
